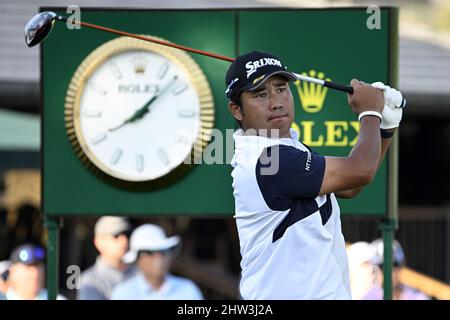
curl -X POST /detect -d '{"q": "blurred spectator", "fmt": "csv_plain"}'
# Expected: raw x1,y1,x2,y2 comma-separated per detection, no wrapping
363,238,430,300
346,242,377,300
0,260,11,295
111,224,203,300
78,216,136,300
6,244,65,300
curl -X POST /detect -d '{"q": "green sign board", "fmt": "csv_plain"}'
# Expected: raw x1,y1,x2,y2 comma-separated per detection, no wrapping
42,8,397,216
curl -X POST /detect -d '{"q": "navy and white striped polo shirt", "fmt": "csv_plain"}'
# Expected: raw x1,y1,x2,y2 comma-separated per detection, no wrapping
231,128,351,300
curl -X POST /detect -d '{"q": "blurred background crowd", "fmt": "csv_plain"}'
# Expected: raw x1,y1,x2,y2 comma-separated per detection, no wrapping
0,216,433,300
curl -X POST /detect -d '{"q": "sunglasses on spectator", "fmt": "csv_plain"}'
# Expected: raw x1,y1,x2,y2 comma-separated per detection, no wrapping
378,261,403,269
113,231,131,239
138,248,173,256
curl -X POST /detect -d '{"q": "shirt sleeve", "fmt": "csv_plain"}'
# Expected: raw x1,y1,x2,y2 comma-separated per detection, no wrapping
256,144,325,210
188,282,204,300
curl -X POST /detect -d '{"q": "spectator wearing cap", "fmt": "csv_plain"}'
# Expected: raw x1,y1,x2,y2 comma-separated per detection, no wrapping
111,224,203,300
0,260,11,295
78,216,136,300
346,242,377,300
363,238,429,300
6,244,65,300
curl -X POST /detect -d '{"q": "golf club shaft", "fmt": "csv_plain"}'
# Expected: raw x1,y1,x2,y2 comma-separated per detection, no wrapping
293,73,353,94
78,20,235,63
61,16,354,94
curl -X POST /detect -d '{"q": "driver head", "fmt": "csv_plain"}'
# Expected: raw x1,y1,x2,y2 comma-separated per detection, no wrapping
24,11,58,47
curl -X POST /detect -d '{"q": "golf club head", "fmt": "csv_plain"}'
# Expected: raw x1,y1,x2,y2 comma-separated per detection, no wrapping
24,11,58,47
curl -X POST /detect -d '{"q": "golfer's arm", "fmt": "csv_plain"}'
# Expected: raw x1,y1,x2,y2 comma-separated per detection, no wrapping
335,128,395,199
318,117,382,196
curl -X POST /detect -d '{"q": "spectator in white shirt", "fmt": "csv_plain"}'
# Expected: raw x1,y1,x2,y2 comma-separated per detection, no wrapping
111,224,203,300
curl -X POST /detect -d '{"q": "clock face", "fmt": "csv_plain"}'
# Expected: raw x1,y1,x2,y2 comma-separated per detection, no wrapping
65,37,214,183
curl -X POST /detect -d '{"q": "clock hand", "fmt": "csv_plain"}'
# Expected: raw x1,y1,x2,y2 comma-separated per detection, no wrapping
109,75,178,132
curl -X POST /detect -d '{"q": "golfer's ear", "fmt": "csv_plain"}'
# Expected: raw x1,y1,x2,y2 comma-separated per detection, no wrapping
228,101,243,122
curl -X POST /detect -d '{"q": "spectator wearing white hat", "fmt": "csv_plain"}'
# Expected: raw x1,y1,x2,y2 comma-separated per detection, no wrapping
363,238,429,300
78,216,136,300
111,224,203,300
346,242,377,300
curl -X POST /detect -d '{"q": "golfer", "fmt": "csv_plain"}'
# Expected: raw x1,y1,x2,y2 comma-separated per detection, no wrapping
226,51,403,299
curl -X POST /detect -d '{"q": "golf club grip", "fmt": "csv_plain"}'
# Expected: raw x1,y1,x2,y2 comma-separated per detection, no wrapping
324,80,353,94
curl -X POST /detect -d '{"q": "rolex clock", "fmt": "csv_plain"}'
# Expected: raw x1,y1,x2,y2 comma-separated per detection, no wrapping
64,36,214,187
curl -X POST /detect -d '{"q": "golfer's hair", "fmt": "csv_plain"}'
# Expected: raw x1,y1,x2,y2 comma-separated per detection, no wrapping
228,93,244,129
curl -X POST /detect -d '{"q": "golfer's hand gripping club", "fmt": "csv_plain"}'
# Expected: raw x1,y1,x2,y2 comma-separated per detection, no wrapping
371,82,406,109
371,81,405,129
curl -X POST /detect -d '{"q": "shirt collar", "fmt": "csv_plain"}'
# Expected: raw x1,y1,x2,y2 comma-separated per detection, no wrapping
136,272,173,295
233,128,298,150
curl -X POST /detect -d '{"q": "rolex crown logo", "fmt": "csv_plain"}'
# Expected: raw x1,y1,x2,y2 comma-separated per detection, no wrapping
294,70,330,113
132,55,148,75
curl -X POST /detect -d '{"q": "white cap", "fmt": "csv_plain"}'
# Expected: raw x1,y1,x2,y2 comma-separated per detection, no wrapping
94,216,130,237
122,224,180,264
346,241,374,268
370,238,406,266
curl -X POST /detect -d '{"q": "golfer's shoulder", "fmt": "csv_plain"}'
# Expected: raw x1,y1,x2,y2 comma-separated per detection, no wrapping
256,143,321,172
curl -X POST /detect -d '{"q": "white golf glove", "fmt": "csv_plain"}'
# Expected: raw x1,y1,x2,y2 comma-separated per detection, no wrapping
372,82,404,129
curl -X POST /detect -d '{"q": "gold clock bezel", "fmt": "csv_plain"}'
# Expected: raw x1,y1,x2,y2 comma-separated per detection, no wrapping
64,36,215,188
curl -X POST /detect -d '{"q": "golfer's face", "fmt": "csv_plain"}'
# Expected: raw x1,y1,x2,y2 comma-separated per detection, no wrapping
239,76,294,137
